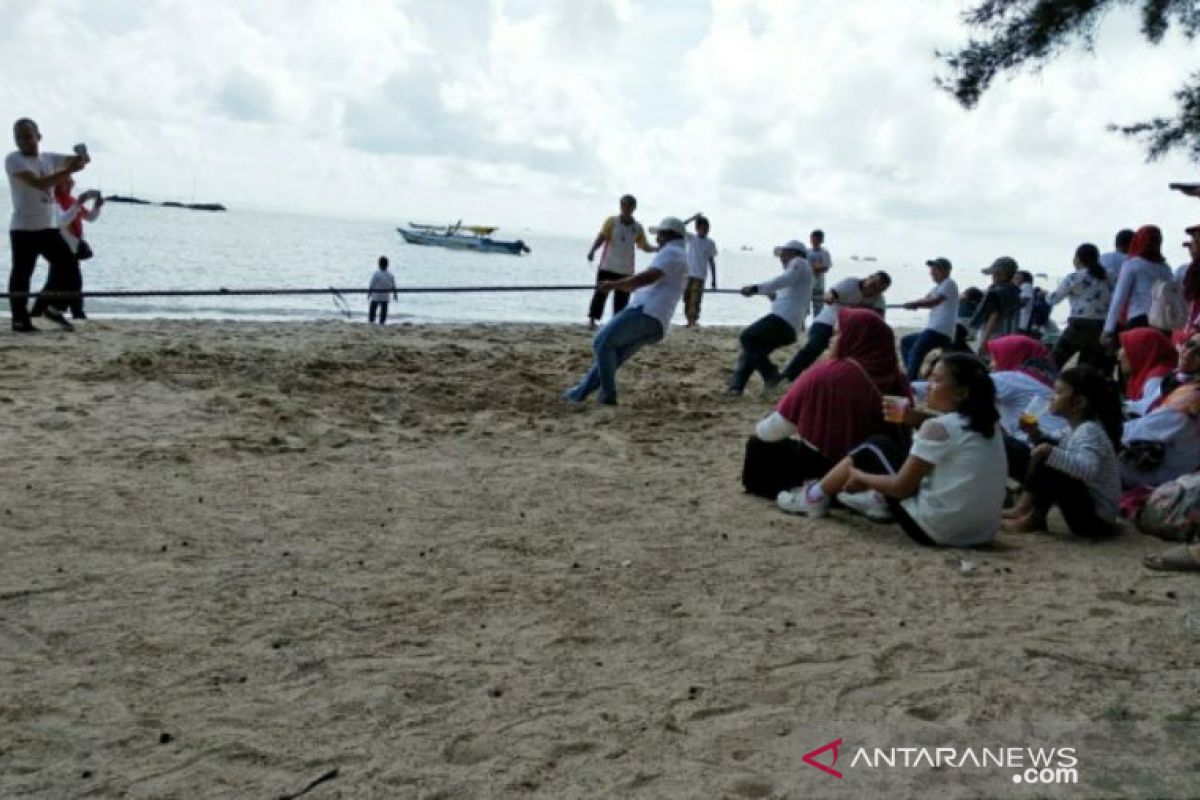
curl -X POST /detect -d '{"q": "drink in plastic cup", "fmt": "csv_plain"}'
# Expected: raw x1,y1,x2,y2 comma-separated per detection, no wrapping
883,395,910,423
1020,396,1050,426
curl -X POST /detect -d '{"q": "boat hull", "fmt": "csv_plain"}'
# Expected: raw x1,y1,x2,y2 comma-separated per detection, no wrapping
397,227,529,255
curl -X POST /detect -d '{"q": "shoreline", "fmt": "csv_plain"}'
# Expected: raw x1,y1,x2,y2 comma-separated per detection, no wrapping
1,319,1194,797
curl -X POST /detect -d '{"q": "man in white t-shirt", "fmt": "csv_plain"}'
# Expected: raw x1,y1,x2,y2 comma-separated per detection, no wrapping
585,194,657,329
728,240,814,395
565,217,689,406
900,257,960,380
807,229,832,317
681,214,717,327
781,270,891,380
5,118,88,332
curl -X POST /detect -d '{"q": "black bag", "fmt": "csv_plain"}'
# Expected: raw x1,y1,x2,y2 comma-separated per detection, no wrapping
76,240,94,261
1119,440,1165,473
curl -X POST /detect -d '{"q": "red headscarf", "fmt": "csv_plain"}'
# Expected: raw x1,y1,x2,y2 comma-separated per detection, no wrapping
1120,327,1176,401
775,308,909,459
986,334,1056,386
53,182,83,240
1126,225,1165,264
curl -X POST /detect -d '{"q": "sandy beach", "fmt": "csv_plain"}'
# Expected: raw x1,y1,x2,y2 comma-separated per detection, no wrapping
1,319,1197,799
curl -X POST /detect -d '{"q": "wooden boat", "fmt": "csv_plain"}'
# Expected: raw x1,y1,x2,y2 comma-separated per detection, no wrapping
397,222,530,255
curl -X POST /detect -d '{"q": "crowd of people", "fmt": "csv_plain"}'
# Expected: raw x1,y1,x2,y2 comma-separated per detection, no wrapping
9,121,1200,573
572,193,1200,574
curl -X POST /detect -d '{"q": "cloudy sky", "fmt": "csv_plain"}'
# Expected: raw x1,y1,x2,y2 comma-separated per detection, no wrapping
4,0,1199,270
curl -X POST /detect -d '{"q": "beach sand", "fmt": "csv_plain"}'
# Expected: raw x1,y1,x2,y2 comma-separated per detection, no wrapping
1,320,1196,798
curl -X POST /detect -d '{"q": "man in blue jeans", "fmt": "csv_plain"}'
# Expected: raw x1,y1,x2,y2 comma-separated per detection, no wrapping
899,257,960,379
565,217,690,406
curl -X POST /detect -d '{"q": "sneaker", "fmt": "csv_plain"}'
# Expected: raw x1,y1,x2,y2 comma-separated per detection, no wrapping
777,483,829,517
43,307,74,331
837,490,894,521
11,321,39,333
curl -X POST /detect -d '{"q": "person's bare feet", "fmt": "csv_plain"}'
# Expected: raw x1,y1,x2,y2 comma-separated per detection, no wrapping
1002,504,1032,520
1003,512,1048,533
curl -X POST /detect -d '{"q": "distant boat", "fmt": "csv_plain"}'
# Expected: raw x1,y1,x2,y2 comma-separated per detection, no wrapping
408,221,498,236
397,221,530,255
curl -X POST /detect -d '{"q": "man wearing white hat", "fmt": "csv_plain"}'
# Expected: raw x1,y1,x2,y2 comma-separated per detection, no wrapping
727,240,815,395
564,217,690,405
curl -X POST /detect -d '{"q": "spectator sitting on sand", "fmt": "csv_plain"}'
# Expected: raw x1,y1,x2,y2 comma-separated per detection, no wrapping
727,240,813,396
1119,328,1176,416
564,217,689,406
742,308,910,499
1119,331,1200,489
776,353,1006,548
1004,366,1123,539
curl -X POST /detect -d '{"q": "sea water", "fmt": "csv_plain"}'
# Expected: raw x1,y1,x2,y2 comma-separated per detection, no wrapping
0,198,1007,329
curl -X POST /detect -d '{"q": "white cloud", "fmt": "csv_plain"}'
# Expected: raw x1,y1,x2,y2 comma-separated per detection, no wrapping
1,0,1197,270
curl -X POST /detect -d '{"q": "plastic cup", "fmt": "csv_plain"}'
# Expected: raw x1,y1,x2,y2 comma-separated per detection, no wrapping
883,395,910,423
1021,396,1050,426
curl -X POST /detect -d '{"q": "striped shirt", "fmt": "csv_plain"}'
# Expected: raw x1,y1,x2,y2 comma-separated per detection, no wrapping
1046,420,1121,523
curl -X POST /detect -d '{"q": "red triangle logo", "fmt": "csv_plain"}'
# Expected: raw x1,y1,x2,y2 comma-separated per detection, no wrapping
802,738,844,779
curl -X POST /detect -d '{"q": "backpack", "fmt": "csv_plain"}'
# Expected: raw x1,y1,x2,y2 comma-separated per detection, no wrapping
1149,278,1188,331
1028,288,1052,329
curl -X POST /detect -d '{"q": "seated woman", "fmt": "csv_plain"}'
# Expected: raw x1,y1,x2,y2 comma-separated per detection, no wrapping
777,353,1007,548
1118,328,1176,417
742,308,909,499
1120,331,1200,488
1003,366,1123,538
977,334,1070,480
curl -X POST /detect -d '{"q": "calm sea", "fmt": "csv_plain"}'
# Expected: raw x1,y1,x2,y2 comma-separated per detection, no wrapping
0,199,991,329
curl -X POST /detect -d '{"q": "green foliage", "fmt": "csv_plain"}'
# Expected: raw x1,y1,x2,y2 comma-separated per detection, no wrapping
937,0,1200,161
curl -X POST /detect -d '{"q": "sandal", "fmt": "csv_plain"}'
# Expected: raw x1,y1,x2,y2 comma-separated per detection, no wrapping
1142,544,1200,573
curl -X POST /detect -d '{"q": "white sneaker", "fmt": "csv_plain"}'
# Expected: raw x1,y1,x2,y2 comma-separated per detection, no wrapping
777,483,829,517
836,490,894,521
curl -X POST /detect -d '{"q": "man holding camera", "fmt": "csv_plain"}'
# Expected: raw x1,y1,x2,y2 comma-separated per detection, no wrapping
5,118,89,332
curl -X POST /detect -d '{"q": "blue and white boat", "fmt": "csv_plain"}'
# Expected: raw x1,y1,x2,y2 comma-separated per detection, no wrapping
397,221,530,255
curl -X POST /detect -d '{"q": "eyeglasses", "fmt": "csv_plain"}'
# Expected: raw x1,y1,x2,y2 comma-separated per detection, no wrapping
1180,340,1200,353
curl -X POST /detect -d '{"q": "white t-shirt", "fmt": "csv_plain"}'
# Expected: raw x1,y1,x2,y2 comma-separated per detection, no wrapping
756,256,814,334
1018,283,1036,330
368,269,397,302
6,150,71,231
630,239,688,332
925,278,960,337
900,413,1007,547
1099,250,1125,286
684,233,717,281
1104,256,1175,333
814,277,864,326
808,246,832,297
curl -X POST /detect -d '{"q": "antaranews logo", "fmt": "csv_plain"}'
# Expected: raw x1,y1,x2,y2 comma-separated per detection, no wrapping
802,738,843,779
801,738,1079,786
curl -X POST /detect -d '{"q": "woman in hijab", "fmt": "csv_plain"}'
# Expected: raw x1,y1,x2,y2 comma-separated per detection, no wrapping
1119,328,1177,415
1103,224,1174,338
979,335,1069,480
742,308,910,499
30,177,103,320
1121,331,1200,489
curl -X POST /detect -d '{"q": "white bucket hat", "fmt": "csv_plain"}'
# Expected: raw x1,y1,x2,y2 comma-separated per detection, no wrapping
649,217,686,237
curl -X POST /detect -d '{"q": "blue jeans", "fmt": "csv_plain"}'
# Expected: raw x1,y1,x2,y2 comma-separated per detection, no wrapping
900,329,953,380
565,306,664,405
